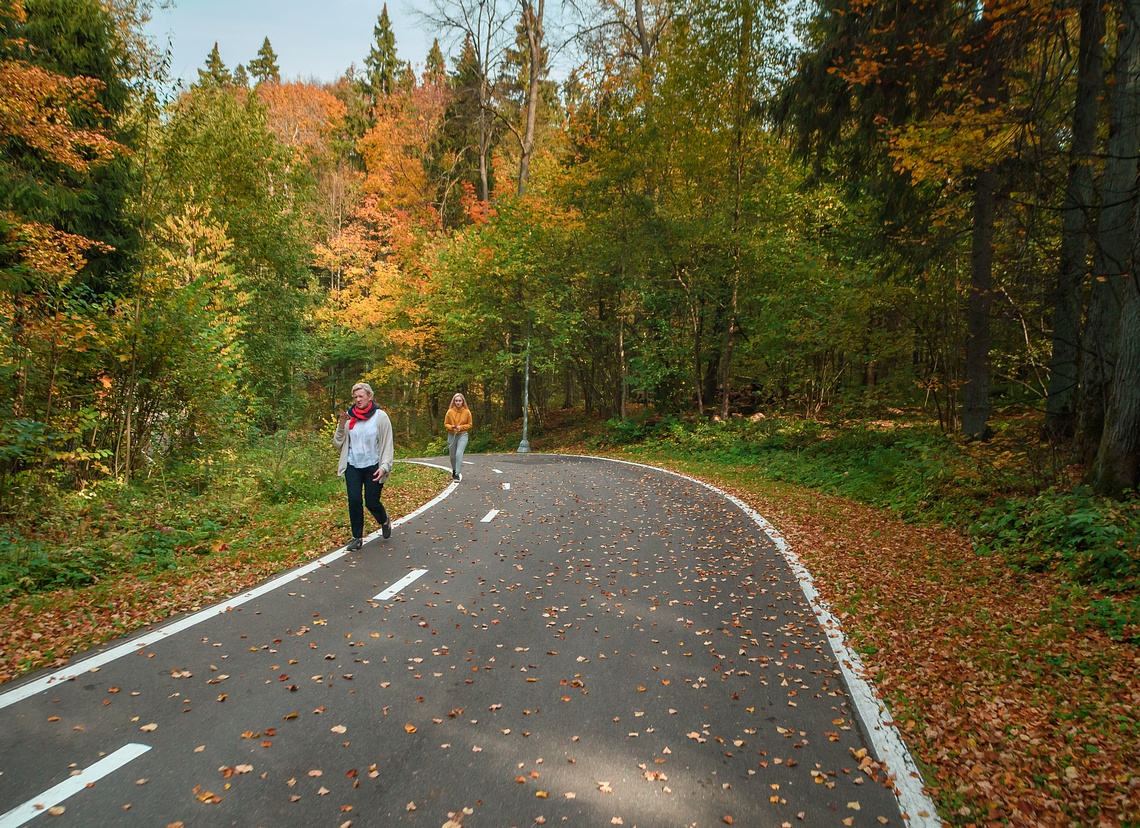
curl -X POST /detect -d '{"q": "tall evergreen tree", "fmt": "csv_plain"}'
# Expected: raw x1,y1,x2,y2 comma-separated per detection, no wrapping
248,36,280,84
426,38,446,82
198,41,231,86
430,35,494,224
364,5,399,100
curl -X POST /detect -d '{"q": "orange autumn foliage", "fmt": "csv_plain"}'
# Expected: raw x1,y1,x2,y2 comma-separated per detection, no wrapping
0,0,127,286
357,75,450,225
257,81,347,162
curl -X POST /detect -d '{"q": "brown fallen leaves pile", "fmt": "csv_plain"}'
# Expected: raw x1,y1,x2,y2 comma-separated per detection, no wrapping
0,468,446,685
632,453,1138,828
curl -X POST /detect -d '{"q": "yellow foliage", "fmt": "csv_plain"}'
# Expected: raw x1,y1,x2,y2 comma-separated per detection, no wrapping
888,99,1030,184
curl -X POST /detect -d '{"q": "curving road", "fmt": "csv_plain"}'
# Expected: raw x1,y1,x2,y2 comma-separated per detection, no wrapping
0,454,933,827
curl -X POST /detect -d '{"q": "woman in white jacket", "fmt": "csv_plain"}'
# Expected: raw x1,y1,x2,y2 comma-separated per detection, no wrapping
334,382,394,550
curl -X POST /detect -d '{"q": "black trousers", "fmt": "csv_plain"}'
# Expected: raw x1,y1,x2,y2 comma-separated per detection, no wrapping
344,463,389,539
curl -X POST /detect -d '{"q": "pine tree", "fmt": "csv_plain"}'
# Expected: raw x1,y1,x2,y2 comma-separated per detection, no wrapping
364,4,399,100
233,63,249,87
445,34,494,203
198,41,231,86
426,38,446,83
248,36,280,84
397,59,415,94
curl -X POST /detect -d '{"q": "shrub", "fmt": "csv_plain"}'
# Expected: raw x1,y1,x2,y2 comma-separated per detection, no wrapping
971,488,1139,589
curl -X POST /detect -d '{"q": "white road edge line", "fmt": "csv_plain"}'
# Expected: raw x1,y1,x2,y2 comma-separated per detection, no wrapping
577,453,942,828
0,742,151,828
480,509,500,522
0,462,459,711
373,568,429,602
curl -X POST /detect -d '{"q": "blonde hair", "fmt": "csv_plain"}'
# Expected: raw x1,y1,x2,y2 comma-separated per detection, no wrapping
352,382,374,397
451,393,467,407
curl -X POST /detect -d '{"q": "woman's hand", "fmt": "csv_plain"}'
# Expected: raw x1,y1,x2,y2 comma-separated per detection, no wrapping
338,409,350,427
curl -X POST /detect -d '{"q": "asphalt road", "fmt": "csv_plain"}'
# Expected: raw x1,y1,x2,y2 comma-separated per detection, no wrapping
0,454,929,828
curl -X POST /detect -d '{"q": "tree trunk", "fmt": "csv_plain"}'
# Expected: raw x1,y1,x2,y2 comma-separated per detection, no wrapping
1078,0,1140,462
962,167,998,440
1092,274,1140,494
1090,0,1140,494
517,0,543,197
720,0,753,422
478,17,493,202
1045,0,1105,441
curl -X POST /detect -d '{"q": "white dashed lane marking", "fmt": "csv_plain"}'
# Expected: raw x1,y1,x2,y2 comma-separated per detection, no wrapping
502,482,511,490
480,509,500,523
373,569,429,602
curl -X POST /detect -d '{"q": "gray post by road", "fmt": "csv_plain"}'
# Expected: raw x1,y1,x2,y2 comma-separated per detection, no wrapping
517,340,531,453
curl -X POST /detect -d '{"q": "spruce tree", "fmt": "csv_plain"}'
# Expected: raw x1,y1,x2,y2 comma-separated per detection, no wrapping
248,36,280,84
426,38,446,83
198,41,232,86
364,4,399,100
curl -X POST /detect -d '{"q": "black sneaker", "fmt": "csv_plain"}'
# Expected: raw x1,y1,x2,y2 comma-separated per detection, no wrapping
381,520,392,539
346,537,363,551
452,472,459,481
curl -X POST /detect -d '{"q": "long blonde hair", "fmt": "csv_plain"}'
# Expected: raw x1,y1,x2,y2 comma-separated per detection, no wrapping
451,393,467,408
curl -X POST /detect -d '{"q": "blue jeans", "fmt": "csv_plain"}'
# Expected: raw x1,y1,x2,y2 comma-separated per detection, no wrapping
448,431,468,476
344,463,388,539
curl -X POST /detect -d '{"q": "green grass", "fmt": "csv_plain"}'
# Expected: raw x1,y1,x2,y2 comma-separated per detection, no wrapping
0,430,437,604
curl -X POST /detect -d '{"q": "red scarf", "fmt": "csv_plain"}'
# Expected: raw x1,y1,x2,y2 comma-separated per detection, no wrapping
348,402,378,429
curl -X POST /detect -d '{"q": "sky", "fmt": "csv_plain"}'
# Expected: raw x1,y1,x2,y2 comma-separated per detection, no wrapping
144,0,437,86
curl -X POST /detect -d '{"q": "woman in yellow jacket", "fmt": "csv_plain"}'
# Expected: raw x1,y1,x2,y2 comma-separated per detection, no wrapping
444,393,472,481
